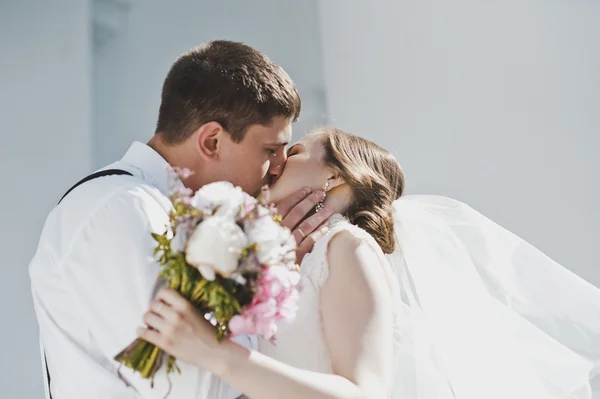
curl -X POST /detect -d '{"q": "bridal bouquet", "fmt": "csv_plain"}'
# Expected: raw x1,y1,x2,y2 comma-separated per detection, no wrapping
115,169,300,381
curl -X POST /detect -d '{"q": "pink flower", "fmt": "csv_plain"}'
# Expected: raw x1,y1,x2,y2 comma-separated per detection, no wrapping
276,289,300,319
229,315,256,336
262,279,283,299
228,250,300,341
228,300,279,340
171,186,194,205
173,166,194,179
259,267,300,297
254,318,277,340
240,194,259,219
250,298,278,319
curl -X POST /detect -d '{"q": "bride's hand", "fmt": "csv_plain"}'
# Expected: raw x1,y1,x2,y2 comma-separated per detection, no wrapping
275,188,333,262
137,288,225,373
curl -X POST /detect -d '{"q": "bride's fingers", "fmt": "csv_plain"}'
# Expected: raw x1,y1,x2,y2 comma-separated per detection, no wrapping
143,311,168,331
292,204,333,244
157,288,193,314
275,187,312,218
150,300,179,322
137,327,166,348
297,224,330,263
282,191,325,231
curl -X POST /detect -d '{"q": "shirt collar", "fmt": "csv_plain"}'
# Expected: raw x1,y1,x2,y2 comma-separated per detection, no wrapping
120,141,183,196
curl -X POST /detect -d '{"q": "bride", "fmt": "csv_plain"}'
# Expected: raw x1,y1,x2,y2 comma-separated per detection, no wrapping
138,127,600,398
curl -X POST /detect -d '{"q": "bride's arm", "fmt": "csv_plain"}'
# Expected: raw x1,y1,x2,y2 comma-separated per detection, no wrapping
138,231,394,399
321,231,394,397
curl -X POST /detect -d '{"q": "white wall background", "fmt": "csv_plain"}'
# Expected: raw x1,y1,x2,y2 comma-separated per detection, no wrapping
319,0,600,287
0,1,92,397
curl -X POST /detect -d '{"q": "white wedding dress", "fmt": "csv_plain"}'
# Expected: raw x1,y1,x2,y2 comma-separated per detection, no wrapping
259,197,600,398
258,213,398,375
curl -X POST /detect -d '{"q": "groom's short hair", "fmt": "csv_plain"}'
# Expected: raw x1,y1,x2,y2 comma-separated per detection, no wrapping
156,40,301,144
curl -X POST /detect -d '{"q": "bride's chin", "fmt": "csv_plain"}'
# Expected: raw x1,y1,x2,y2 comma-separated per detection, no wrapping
267,182,299,204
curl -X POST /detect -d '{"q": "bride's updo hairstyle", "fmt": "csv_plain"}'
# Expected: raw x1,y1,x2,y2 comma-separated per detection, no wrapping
316,127,404,254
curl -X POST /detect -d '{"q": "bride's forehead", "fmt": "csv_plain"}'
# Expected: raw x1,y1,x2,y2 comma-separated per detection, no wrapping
298,132,322,147
297,135,327,160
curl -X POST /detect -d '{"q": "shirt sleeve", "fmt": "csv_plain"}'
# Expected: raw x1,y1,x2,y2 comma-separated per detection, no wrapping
61,186,251,399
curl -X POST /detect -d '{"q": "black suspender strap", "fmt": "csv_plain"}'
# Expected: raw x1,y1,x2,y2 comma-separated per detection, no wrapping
46,168,133,398
58,169,133,204
44,352,51,399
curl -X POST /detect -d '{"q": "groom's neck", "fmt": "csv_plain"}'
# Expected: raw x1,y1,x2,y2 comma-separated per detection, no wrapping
147,134,207,190
148,135,179,167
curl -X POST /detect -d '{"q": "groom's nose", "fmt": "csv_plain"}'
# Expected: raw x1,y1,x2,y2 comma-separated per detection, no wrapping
268,153,287,181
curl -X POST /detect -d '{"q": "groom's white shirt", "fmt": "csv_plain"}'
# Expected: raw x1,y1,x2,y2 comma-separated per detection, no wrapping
29,142,255,399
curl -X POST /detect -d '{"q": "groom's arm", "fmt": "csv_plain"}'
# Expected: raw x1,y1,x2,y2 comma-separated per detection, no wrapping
63,186,242,399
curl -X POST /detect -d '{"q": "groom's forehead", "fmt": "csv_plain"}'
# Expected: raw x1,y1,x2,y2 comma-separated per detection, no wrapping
273,127,292,145
251,120,292,143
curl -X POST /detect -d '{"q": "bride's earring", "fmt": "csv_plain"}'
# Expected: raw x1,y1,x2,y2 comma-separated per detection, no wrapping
315,181,330,212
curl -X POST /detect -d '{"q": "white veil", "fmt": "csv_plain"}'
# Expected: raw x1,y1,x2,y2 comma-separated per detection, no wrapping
386,195,600,398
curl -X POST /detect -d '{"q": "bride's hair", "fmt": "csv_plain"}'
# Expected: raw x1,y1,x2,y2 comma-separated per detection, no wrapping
317,127,405,254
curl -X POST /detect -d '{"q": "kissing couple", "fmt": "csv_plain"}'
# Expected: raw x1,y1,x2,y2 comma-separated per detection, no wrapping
30,40,600,399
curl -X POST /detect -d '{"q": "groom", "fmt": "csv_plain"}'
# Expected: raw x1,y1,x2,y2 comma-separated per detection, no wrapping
29,40,333,399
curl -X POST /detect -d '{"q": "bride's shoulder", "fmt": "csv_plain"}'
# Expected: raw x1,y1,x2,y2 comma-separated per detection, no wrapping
326,228,380,263
302,214,376,287
322,219,392,298
325,214,377,246
321,214,384,263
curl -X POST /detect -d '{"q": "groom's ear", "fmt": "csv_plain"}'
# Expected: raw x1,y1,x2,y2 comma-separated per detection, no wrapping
194,122,225,161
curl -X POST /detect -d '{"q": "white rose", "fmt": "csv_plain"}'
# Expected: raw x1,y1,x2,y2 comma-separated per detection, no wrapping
280,228,298,265
185,217,248,280
246,214,296,266
280,227,296,251
190,182,247,218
